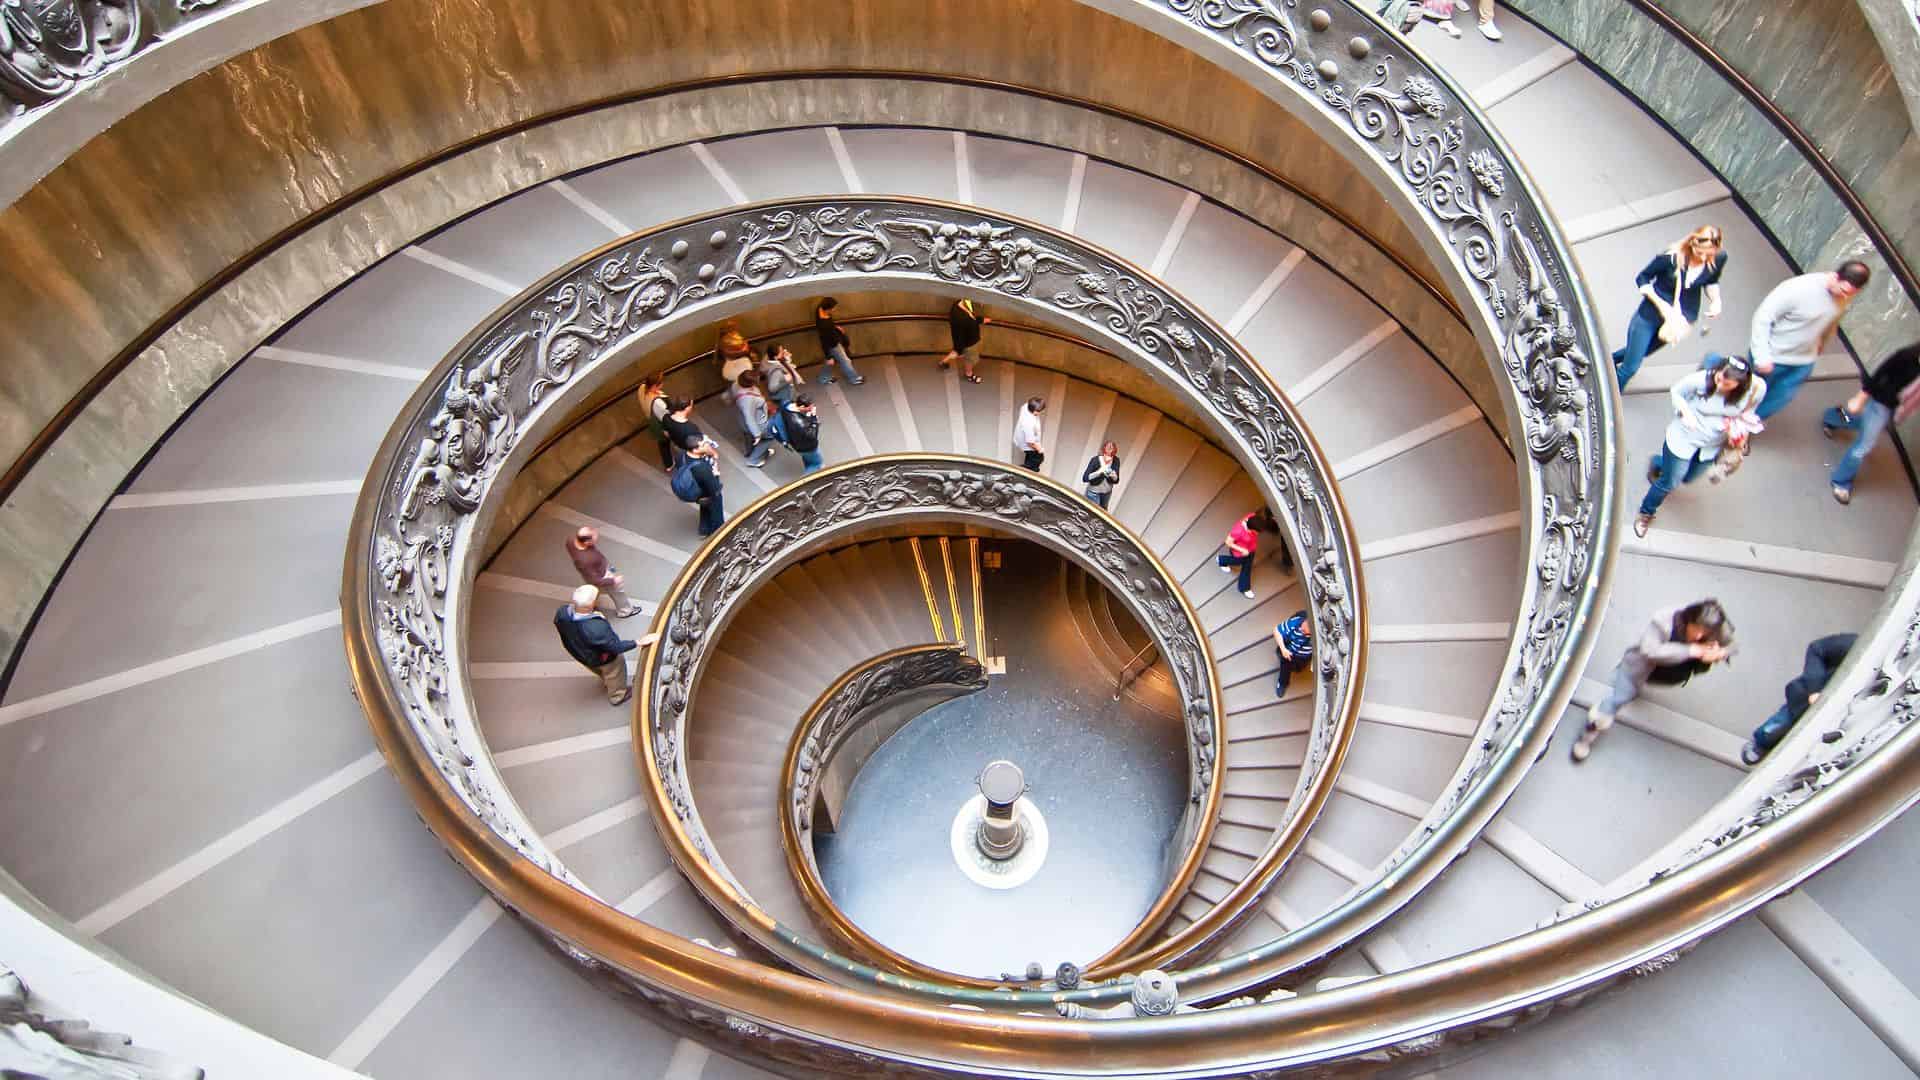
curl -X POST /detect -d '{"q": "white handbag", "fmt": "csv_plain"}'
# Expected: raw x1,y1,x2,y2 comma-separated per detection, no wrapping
1657,258,1693,344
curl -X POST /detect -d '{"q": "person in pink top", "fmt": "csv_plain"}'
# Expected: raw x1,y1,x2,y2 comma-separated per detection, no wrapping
1216,509,1280,599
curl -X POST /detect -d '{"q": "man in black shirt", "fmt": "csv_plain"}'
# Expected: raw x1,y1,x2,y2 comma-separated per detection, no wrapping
940,298,986,384
813,297,865,385
553,585,657,705
1743,633,1856,765
660,397,706,456
1824,341,1919,504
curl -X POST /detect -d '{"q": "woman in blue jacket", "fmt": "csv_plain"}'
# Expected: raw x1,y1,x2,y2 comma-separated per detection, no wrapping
1612,225,1728,387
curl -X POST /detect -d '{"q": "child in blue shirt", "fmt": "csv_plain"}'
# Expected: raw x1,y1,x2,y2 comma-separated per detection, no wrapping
1274,610,1314,697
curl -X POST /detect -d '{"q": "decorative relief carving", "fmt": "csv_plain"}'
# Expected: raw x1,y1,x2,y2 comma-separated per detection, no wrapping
0,0,142,111
361,198,1361,936
789,646,987,835
652,461,1222,866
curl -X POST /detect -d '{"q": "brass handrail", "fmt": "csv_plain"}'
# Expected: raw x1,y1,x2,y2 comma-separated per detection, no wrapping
1113,639,1158,701
635,454,1230,995
777,643,992,983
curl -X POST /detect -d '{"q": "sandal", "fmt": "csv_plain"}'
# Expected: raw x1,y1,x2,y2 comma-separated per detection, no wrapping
963,373,982,384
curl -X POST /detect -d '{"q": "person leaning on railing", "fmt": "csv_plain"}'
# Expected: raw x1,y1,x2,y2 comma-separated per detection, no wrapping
1742,633,1856,766
1821,341,1920,505
554,585,658,706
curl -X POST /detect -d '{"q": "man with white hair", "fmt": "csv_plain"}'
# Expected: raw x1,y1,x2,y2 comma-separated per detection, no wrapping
565,525,639,618
553,585,656,705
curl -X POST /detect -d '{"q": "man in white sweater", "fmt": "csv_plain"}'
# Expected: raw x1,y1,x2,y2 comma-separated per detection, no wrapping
1749,260,1870,420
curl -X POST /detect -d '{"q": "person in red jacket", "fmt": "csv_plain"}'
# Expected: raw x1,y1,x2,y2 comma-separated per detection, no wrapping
1215,509,1280,599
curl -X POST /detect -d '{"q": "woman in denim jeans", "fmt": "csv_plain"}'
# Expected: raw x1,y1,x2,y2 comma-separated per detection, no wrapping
1823,342,1920,505
1612,226,1727,387
1633,354,1765,538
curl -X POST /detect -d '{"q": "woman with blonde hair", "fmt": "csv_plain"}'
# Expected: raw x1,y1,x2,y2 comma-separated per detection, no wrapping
1612,225,1729,387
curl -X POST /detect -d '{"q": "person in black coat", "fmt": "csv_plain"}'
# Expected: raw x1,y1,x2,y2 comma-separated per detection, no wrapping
1742,633,1856,765
1081,440,1120,509
1612,225,1728,387
940,298,987,384
554,585,655,705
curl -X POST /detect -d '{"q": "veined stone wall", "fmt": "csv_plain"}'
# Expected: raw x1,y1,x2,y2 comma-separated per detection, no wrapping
1507,0,1920,368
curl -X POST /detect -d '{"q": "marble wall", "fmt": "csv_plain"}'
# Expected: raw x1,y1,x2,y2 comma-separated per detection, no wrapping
1507,0,1920,368
0,1,1491,669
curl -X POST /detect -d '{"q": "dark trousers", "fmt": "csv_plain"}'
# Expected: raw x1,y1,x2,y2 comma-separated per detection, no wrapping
1086,489,1111,509
1022,449,1045,471
1218,551,1253,593
653,434,675,470
1275,651,1310,697
1611,308,1665,388
697,494,725,536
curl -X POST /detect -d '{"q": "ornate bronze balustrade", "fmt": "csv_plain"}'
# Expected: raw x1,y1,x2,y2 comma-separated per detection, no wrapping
639,457,1221,990
347,194,1367,987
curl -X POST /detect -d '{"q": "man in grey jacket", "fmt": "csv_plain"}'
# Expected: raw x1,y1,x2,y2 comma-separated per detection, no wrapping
1749,261,1870,420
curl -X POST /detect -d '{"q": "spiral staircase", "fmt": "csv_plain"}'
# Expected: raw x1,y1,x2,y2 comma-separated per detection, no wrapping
2,2,1918,1078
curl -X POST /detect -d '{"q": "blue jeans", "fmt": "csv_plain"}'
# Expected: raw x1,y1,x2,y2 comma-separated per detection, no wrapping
1086,489,1111,509
697,493,725,536
1826,399,1891,491
799,449,823,473
1611,308,1665,388
819,343,862,383
1755,360,1813,420
1750,704,1798,755
1218,551,1254,593
1639,441,1713,515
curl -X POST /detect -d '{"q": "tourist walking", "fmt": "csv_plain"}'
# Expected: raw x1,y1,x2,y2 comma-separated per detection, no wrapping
1611,225,1728,387
1742,633,1856,765
717,320,754,401
669,443,726,536
565,526,640,618
762,344,802,408
733,371,778,467
1082,441,1121,509
782,394,824,473
1014,396,1047,470
553,585,656,706
638,372,674,470
1571,599,1732,762
1474,0,1502,39
814,297,864,385
1216,509,1280,600
941,298,987,384
1273,609,1314,697
1750,261,1871,420
1633,354,1765,538
1823,341,1920,505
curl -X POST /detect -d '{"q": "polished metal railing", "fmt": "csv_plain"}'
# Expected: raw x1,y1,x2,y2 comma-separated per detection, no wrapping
344,193,1368,988
639,454,1225,990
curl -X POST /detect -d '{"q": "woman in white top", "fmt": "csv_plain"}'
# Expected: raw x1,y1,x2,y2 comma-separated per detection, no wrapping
1634,353,1765,537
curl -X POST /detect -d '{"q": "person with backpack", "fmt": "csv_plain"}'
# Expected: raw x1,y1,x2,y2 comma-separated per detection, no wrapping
1571,599,1733,762
1822,342,1920,505
1216,508,1280,600
1742,633,1856,765
814,297,864,385
638,372,674,470
1632,353,1765,538
781,394,824,473
670,441,726,536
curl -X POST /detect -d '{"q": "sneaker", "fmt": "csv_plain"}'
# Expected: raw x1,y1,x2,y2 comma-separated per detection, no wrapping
1570,736,1592,763
609,689,632,707
1242,590,1256,600
1219,564,1234,574
1739,740,1763,767
1832,484,1852,505
1439,19,1461,37
1478,17,1502,39
1633,512,1653,538
615,607,641,619
850,376,866,385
